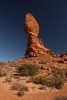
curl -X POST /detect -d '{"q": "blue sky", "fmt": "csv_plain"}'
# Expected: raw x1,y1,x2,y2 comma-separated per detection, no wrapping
0,0,67,61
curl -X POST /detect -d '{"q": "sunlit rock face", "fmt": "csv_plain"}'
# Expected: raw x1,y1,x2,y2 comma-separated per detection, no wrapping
24,13,39,36
24,13,54,57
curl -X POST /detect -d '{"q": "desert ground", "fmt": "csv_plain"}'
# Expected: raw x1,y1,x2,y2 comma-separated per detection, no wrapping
0,76,67,100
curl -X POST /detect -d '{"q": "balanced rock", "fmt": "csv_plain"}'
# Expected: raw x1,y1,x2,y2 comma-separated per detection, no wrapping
24,13,54,57
24,13,39,36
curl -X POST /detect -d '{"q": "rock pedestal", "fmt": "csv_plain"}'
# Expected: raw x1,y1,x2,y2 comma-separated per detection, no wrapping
24,13,54,57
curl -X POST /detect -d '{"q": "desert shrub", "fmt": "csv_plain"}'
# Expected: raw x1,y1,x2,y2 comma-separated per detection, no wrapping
38,85,46,90
52,67,67,81
63,69,67,81
0,68,6,77
33,75,65,89
0,68,3,77
47,67,66,89
31,67,66,89
39,59,47,64
11,82,28,97
11,82,28,91
52,67,65,77
54,96,67,100
5,76,12,83
32,76,48,85
17,63,39,76
48,75,65,89
16,91,24,96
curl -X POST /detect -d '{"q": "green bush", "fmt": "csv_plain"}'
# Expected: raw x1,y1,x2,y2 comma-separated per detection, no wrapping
54,76,65,89
17,63,39,76
51,67,67,81
32,67,66,89
48,67,66,89
48,75,65,89
32,76,48,85
33,75,65,89
51,67,65,78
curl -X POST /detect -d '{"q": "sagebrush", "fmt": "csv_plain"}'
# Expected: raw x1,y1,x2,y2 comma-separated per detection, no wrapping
17,63,39,76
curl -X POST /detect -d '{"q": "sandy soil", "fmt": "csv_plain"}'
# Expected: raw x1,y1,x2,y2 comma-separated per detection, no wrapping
0,77,67,100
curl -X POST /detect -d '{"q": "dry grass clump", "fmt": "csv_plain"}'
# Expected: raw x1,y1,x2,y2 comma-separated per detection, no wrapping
10,82,28,96
11,82,28,91
5,76,12,83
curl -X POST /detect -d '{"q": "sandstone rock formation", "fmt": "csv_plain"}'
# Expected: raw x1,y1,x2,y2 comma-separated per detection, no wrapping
24,13,39,36
24,13,54,57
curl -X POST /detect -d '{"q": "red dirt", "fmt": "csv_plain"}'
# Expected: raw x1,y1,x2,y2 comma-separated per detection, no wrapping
0,77,67,100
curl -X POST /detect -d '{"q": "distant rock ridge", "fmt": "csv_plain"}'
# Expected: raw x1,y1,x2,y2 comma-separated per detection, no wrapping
24,13,54,57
